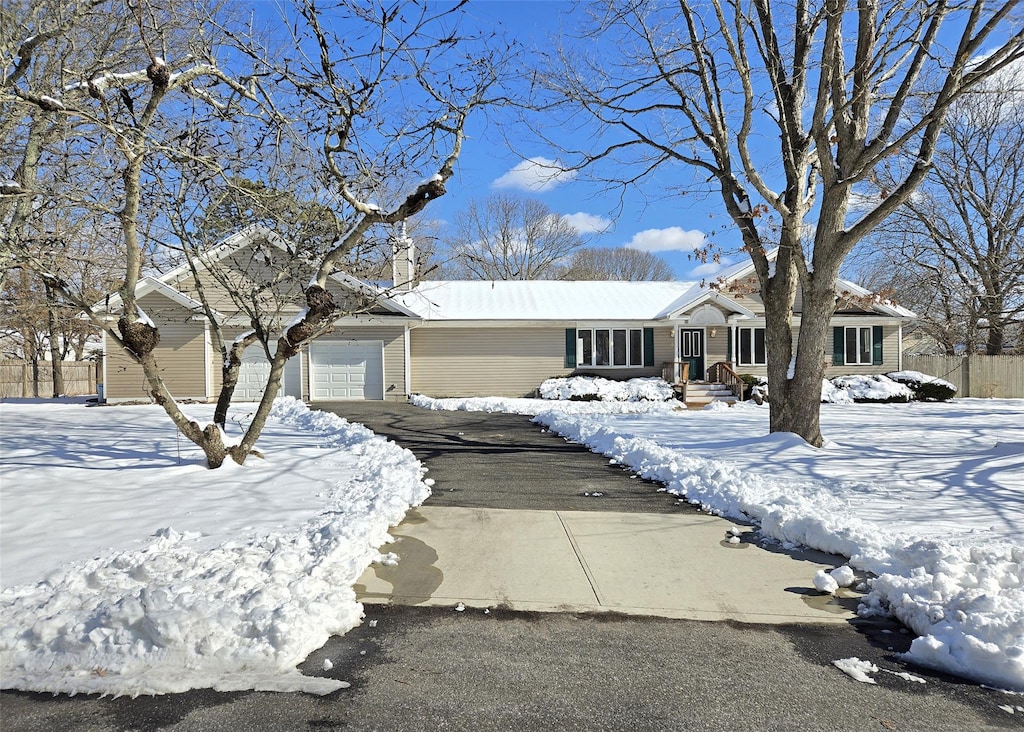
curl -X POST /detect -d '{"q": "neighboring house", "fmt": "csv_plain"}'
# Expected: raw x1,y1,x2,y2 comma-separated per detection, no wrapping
92,225,914,403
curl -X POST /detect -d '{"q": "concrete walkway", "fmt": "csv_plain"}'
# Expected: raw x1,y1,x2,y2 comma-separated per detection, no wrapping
318,403,858,625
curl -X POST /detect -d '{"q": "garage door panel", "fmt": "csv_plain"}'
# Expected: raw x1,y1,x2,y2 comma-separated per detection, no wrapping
310,341,383,401
236,347,302,402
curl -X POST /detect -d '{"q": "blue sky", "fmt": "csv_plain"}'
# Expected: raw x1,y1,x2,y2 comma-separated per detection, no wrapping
426,1,728,281
245,1,1015,283
248,0,730,280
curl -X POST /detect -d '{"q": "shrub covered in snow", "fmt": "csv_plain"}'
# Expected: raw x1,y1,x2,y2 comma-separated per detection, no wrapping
886,371,957,402
539,376,675,402
820,379,854,404
756,372,950,404
829,374,914,403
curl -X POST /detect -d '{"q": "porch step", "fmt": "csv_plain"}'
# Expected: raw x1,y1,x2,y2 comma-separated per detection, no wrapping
684,382,738,407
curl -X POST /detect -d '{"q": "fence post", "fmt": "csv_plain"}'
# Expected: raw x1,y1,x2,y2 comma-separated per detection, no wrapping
961,356,971,397
22,364,28,399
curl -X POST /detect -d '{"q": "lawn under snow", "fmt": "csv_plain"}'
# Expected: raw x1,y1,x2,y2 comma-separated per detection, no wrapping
0,397,431,696
413,394,1024,692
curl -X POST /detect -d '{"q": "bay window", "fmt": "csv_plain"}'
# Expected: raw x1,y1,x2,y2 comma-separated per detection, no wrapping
576,327,647,367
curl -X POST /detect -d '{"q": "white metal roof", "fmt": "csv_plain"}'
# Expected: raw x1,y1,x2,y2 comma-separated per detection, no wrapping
395,280,703,321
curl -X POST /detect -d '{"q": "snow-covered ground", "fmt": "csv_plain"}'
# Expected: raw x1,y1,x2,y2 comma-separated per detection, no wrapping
0,397,431,696
3,393,1022,696
414,394,1024,693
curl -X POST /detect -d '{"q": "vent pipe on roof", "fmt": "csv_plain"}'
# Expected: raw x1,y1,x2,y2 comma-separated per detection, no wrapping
391,222,417,292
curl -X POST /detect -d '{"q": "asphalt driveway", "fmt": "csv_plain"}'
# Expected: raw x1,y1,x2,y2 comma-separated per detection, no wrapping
314,401,680,513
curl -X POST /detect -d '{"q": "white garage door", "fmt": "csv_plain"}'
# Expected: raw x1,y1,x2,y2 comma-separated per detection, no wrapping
236,346,301,401
310,341,384,401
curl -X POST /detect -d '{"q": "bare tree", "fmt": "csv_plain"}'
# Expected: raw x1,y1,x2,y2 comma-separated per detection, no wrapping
560,246,674,280
855,63,1024,355
445,193,583,279
545,0,1023,446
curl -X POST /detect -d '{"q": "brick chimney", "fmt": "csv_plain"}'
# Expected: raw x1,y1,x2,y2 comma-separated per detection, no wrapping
391,223,417,291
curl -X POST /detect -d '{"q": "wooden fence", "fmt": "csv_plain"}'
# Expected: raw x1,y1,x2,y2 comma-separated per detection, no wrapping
0,360,98,398
902,354,1024,398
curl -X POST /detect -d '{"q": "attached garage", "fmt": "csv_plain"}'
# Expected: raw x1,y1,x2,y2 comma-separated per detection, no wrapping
236,346,302,401
309,340,385,401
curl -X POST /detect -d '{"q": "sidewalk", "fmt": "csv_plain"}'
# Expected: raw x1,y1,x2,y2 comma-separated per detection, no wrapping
356,505,860,624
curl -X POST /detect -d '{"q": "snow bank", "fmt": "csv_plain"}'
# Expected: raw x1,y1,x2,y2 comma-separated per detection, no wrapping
410,393,680,416
0,398,431,696
539,376,675,402
522,401,1024,692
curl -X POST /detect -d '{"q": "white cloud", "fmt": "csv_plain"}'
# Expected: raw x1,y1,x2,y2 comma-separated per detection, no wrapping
624,226,706,252
562,212,612,234
492,157,576,192
690,258,734,277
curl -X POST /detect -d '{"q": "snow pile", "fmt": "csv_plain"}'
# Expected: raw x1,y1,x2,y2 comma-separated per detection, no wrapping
814,565,857,594
520,400,1023,691
833,657,879,684
860,543,1024,690
410,393,679,416
828,374,914,403
539,376,675,402
0,398,431,696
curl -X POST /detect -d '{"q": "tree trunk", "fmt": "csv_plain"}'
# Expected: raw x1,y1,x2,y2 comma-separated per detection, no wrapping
214,332,261,428
30,356,40,398
228,344,289,464
45,282,65,397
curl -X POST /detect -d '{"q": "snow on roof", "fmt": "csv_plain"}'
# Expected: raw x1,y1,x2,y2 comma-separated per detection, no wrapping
396,280,702,321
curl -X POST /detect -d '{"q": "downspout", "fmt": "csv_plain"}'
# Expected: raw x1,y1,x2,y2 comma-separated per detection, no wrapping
404,323,412,399
204,320,213,401
100,329,108,403
897,322,904,371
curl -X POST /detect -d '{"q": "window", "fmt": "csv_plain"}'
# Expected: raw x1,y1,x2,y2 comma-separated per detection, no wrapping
833,325,883,366
595,329,610,365
576,327,647,367
737,327,766,366
580,330,593,366
845,326,873,365
629,329,643,366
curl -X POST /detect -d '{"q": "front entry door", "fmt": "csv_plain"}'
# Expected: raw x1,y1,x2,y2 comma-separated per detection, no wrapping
678,328,705,381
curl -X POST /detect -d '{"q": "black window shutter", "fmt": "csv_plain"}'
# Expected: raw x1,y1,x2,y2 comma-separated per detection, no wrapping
565,328,577,368
872,325,884,365
643,327,654,367
726,327,733,363
833,327,844,366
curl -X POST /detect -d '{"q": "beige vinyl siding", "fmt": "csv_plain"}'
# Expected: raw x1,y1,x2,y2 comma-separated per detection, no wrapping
654,327,674,374
411,326,674,398
724,322,902,380
721,275,765,316
412,327,571,397
704,328,729,370
313,326,407,400
104,292,209,401
324,281,394,316
170,247,309,317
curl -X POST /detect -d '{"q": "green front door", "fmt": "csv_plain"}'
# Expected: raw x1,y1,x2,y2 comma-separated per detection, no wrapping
678,328,705,381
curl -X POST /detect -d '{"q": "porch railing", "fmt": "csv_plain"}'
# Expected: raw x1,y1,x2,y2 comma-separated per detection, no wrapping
707,361,745,400
661,361,690,401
